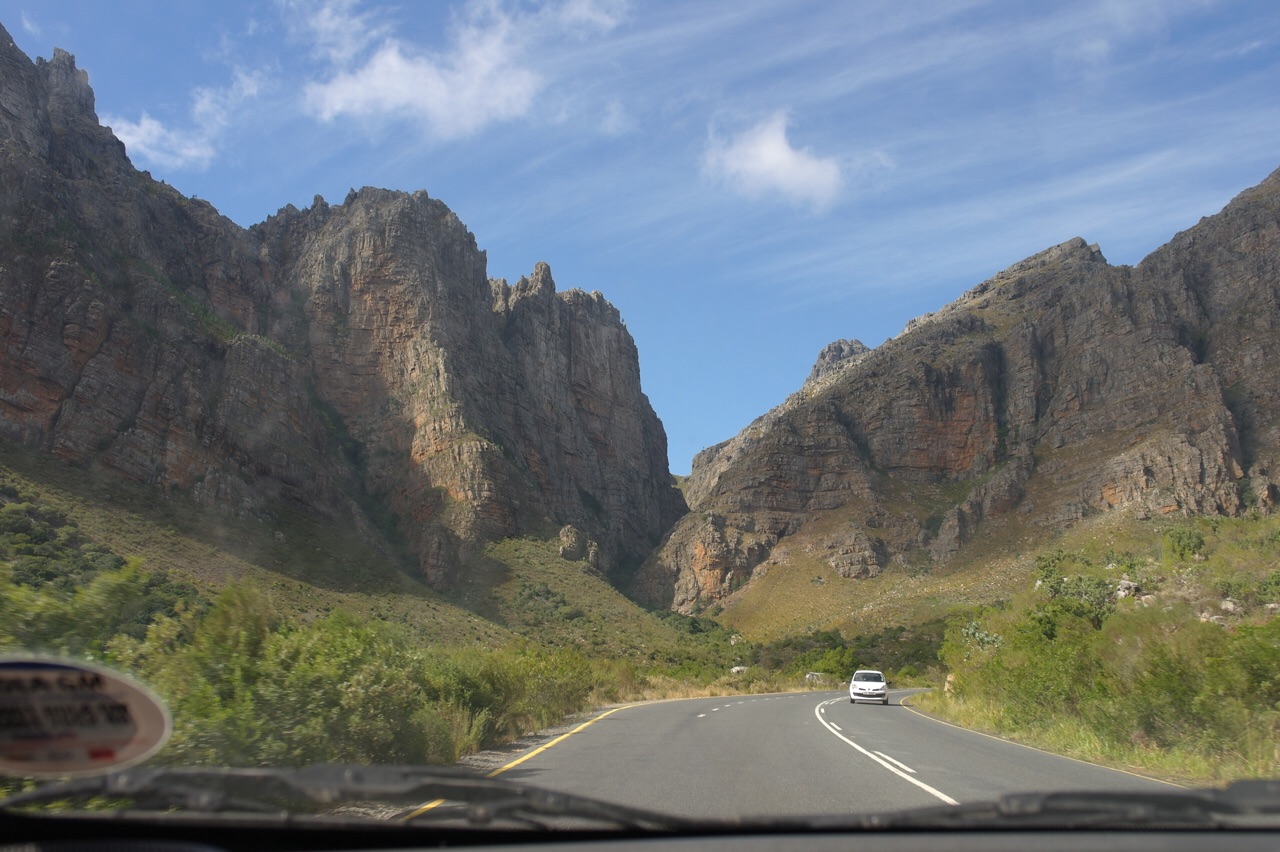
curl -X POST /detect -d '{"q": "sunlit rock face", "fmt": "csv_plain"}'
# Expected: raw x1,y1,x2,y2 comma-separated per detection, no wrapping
0,28,685,588
640,171,1280,612
4,22,1279,613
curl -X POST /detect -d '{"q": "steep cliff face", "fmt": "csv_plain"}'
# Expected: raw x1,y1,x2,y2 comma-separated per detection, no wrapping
0,27,683,588
640,170,1280,612
254,193,684,583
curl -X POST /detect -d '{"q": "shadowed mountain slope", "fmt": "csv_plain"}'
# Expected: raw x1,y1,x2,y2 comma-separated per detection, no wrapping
0,26,685,590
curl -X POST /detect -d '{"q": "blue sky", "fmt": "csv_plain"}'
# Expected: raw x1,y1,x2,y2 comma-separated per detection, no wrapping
3,1,1278,473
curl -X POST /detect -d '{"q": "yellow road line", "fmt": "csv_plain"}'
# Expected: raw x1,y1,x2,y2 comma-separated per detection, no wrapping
399,703,635,821
484,704,631,778
400,798,448,820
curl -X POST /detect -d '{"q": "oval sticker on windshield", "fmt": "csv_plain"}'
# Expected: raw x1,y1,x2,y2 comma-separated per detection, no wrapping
0,657,171,778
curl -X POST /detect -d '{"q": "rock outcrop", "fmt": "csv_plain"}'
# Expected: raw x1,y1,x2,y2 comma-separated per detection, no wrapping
0,27,684,588
639,170,1280,611
805,338,870,385
5,23,1279,616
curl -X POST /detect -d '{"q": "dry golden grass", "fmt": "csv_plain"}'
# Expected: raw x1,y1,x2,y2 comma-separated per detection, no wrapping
913,688,1280,788
716,427,1195,642
0,441,742,666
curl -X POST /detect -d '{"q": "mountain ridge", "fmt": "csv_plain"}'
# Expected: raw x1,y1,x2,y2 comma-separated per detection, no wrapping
3,22,1279,623
638,170,1280,613
0,25,685,591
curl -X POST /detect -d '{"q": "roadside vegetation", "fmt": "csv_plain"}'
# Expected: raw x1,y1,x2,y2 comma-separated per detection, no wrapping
0,453,791,780
916,515,1280,785
6,440,1277,789
750,622,944,685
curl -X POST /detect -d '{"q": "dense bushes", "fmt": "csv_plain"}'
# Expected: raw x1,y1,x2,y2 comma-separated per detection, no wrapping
0,488,201,654
109,586,601,767
754,622,944,681
0,480,604,770
931,540,1280,780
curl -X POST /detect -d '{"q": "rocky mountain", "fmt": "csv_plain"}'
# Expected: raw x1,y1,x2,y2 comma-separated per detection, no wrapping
804,339,870,386
6,23,1279,621
637,169,1280,612
0,27,685,589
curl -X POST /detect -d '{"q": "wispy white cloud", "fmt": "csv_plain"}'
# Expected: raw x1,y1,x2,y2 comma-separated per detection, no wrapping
552,0,628,33
20,12,40,36
304,11,540,138
702,112,843,212
1049,0,1213,77
283,0,390,65
103,113,217,171
104,69,263,171
300,0,626,140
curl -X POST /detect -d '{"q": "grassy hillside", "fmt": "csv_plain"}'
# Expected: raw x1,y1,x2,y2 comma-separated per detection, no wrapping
0,439,744,670
0,439,759,779
452,536,743,666
912,511,1280,785
0,440,508,645
716,431,1199,642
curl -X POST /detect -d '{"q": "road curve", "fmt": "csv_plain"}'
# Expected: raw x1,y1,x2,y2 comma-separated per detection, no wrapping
480,689,1176,819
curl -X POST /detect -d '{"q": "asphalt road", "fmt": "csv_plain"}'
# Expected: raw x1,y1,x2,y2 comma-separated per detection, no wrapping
482,689,1177,819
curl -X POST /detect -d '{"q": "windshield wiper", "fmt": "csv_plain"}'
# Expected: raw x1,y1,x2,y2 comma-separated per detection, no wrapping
8,769,1280,833
0,765,699,831
836,781,1280,830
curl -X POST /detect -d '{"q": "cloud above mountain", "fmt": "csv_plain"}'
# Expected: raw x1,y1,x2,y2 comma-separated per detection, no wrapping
702,112,843,212
103,69,261,171
299,0,624,139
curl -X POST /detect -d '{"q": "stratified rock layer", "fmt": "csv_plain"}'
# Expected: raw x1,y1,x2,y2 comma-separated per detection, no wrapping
4,23,1279,615
639,172,1280,611
0,28,684,587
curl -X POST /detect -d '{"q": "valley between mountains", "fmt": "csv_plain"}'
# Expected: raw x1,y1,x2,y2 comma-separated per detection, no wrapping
2,23,1279,783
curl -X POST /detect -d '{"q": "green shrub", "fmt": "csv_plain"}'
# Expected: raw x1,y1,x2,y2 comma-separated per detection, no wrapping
109,588,602,767
1167,526,1206,560
937,552,1280,780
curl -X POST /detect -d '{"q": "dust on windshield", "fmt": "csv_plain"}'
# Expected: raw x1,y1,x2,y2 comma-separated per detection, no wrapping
2,0,1280,827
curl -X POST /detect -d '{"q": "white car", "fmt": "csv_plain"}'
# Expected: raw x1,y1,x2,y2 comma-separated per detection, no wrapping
849,669,889,705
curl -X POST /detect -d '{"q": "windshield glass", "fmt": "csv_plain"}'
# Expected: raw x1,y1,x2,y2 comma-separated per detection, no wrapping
2,0,1279,833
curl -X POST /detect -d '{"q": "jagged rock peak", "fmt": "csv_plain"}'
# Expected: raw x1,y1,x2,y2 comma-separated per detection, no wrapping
990,236,1107,280
516,261,557,300
489,262,622,322
900,237,1108,338
39,47,96,121
0,24,94,157
0,26,685,594
1,26,111,157
639,165,1280,613
806,338,870,386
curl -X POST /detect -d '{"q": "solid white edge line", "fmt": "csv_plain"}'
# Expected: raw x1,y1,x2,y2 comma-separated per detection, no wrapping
814,699,958,806
897,693,1185,789
874,750,917,774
